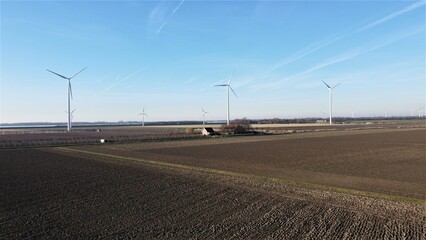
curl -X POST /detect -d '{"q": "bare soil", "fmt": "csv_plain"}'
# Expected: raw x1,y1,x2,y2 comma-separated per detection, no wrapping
1,148,424,239
0,126,199,148
73,128,426,199
1,121,424,148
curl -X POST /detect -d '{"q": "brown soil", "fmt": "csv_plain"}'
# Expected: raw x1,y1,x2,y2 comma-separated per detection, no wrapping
1,148,424,239
72,128,426,199
0,126,199,148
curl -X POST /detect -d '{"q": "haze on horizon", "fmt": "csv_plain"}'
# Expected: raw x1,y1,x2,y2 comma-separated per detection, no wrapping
1,0,425,124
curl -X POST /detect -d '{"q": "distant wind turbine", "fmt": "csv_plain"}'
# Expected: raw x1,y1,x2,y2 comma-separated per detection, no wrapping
419,108,424,117
139,107,148,126
350,111,356,118
214,71,238,125
47,67,86,131
322,80,341,125
201,107,208,125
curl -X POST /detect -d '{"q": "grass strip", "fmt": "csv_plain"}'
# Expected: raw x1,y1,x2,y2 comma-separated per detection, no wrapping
57,147,426,205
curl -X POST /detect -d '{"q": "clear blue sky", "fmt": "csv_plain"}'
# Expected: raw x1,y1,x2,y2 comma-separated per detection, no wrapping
1,0,425,123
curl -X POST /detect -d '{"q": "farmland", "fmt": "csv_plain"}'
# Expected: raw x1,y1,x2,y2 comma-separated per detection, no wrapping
0,126,200,148
1,123,425,238
72,127,426,199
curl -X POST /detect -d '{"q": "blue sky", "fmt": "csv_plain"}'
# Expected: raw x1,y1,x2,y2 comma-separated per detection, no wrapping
1,0,425,123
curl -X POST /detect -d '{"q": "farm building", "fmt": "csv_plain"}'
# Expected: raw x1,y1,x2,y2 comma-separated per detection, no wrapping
201,127,215,136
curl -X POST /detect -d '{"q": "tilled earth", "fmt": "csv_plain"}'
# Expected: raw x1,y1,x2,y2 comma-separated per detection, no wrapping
1,148,424,239
73,128,426,199
0,127,199,148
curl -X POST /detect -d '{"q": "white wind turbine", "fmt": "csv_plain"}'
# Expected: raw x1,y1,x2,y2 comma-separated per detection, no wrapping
139,107,148,126
214,71,239,125
322,80,341,125
47,67,86,132
65,109,77,129
201,107,208,125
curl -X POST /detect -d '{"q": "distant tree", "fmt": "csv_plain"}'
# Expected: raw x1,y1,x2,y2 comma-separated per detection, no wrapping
231,118,252,131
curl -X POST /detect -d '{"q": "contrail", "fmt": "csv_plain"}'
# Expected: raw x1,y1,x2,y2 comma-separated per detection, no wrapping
156,23,167,34
244,1,425,87
172,0,185,15
292,28,424,80
101,66,149,93
356,1,425,32
157,0,185,34
236,35,344,88
264,36,343,75
253,27,424,92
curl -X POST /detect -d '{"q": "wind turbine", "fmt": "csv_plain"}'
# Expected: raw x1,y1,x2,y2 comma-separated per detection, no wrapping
201,107,208,125
322,80,341,125
214,71,238,125
350,111,356,118
139,107,148,126
47,67,86,131
65,109,77,129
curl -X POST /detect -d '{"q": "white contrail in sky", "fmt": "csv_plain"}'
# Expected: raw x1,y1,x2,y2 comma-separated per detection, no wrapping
252,27,424,91
157,0,185,34
101,66,149,93
156,23,167,34
355,1,425,32
245,1,425,86
172,0,185,15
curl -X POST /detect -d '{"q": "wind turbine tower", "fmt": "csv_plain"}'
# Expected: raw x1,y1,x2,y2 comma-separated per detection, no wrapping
214,71,239,125
65,109,77,129
322,81,341,125
201,107,208,125
47,67,86,132
139,107,148,126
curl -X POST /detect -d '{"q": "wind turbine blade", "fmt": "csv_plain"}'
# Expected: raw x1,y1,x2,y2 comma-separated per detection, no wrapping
321,80,331,89
70,67,87,79
201,107,205,112
332,82,342,89
69,82,73,100
228,70,235,85
230,86,239,99
47,69,68,79
214,84,228,86
144,113,149,117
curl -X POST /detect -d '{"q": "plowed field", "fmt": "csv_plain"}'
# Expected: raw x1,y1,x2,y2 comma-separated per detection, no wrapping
1,148,424,239
72,128,426,199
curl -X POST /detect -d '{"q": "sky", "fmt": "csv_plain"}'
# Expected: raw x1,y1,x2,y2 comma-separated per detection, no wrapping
1,0,425,123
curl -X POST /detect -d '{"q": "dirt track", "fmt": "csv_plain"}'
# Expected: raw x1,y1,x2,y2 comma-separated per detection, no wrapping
1,148,424,239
